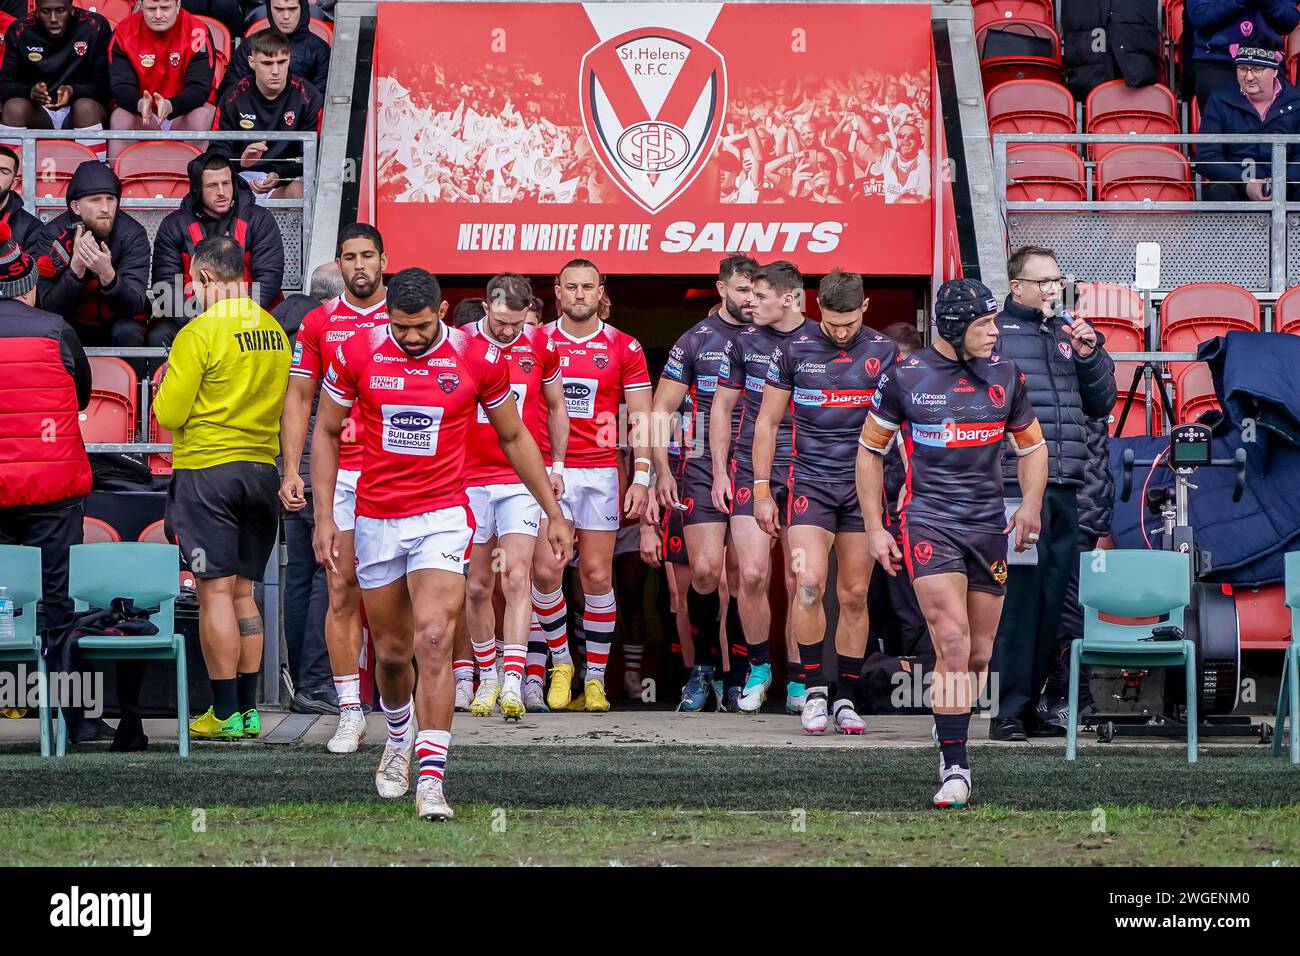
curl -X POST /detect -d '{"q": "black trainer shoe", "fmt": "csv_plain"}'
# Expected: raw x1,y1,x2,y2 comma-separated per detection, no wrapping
989,717,1027,741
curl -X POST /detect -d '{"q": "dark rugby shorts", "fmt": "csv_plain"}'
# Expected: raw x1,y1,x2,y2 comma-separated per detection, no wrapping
901,519,1009,595
165,461,280,581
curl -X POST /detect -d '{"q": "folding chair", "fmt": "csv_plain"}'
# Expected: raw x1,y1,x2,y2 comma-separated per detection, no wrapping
0,546,53,755
1274,551,1300,763
1068,549,1196,761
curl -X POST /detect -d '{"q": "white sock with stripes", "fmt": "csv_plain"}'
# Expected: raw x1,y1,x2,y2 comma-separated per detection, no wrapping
582,589,616,684
415,729,451,784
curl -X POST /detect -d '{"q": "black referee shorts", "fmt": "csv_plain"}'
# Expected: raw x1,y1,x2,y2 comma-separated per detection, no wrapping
165,461,280,581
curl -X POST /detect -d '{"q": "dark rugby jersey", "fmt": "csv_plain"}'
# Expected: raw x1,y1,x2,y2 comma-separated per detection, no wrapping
0,9,112,105
214,74,323,180
719,318,806,472
765,324,897,484
860,346,1044,533
661,311,746,473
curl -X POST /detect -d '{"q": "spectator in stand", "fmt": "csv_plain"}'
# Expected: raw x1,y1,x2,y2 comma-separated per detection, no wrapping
1061,0,1161,101
0,145,42,250
149,147,284,345
220,0,329,97
1188,0,1300,111
0,220,90,633
0,0,111,139
276,260,344,715
107,0,217,159
1198,42,1300,201
34,160,150,349
214,29,322,200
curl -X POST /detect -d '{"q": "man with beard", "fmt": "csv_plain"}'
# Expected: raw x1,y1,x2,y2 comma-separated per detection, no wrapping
882,121,930,204
279,223,386,754
313,267,570,820
0,0,111,136
34,160,149,348
148,148,285,346
651,254,756,711
214,29,322,200
0,146,42,250
537,259,652,712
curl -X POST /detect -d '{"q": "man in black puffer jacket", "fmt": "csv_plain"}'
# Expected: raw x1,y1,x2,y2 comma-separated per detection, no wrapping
148,147,284,346
1061,0,1161,101
987,246,1117,739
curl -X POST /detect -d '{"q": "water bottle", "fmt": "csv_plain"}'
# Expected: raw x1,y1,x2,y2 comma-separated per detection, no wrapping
0,587,14,641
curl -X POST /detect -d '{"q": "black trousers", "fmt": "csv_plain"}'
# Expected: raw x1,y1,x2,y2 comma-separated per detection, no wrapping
1193,59,1238,115
1042,534,1098,710
0,498,83,630
282,508,332,693
990,485,1080,725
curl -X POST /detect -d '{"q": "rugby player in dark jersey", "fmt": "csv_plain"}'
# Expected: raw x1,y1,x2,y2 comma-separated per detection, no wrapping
709,260,807,714
857,279,1047,808
651,254,756,711
754,269,898,734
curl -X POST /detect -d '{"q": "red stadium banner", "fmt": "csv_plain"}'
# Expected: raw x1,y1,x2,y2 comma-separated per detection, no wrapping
374,2,935,275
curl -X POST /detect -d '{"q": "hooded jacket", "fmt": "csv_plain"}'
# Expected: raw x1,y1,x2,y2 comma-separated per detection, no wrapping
0,298,92,507
107,8,216,115
35,161,150,328
996,295,1118,492
219,2,330,97
0,190,42,253
0,7,112,105
1197,78,1300,185
151,151,285,320
1187,0,1300,65
1062,1,1161,100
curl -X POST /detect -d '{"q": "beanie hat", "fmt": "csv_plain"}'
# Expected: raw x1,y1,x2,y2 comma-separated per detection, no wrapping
1232,43,1283,70
0,222,38,298
65,158,121,206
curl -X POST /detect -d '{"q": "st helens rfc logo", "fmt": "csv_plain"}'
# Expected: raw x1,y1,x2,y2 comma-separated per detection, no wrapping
579,26,727,213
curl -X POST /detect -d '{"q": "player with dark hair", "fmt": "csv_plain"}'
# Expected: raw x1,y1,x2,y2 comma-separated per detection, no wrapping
537,258,652,712
710,260,806,713
753,269,896,733
857,278,1046,807
313,266,570,820
651,254,756,711
278,222,387,753
0,0,111,134
463,271,568,719
451,297,486,328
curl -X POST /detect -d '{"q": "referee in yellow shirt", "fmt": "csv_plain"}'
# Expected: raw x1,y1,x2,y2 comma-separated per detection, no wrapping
154,236,292,740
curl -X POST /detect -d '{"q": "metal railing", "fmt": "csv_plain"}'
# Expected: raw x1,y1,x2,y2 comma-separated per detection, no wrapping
994,133,1300,293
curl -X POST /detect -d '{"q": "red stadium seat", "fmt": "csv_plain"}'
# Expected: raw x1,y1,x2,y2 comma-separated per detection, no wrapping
116,141,201,199
29,141,99,203
1274,283,1300,335
1165,0,1185,69
1004,144,1085,202
74,0,134,27
978,21,1062,88
139,521,197,593
1085,80,1179,161
1074,282,1147,344
1160,283,1261,349
973,0,1054,32
1287,24,1300,84
82,517,121,544
1235,584,1292,650
80,357,137,445
986,79,1076,135
1096,145,1193,202
148,365,173,477
1173,362,1218,423
1110,360,1164,436
195,15,232,89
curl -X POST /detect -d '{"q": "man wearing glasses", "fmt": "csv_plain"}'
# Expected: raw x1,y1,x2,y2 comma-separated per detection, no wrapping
1198,42,1300,203
986,246,1116,741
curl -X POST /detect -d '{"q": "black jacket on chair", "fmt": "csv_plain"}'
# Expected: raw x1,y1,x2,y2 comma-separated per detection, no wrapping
1076,417,1114,539
997,295,1118,493
1062,0,1162,101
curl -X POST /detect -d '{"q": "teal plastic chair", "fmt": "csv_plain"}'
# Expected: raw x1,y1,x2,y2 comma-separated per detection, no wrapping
0,546,53,755
57,543,189,757
1274,551,1300,764
1068,549,1197,762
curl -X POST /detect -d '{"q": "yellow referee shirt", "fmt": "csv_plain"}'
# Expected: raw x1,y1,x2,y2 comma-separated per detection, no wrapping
154,296,292,470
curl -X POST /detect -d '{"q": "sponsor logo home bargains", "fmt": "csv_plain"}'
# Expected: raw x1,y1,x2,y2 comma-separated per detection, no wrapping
910,421,1007,447
792,388,876,407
